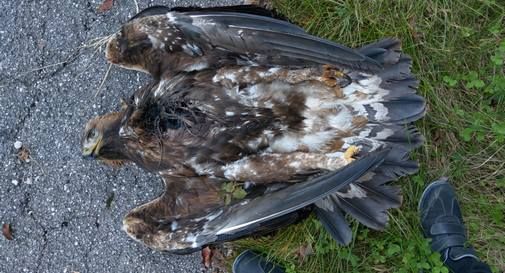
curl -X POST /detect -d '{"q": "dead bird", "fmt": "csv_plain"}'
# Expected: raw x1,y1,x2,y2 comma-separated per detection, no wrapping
82,36,424,253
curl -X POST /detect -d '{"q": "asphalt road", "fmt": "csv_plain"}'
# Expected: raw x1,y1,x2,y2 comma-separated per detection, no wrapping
0,1,241,272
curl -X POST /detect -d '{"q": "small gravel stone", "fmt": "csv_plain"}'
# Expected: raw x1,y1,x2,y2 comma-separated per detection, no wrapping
14,141,23,150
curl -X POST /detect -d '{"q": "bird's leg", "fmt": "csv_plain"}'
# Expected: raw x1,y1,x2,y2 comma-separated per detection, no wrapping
343,145,360,162
213,66,349,92
200,244,234,272
223,147,360,183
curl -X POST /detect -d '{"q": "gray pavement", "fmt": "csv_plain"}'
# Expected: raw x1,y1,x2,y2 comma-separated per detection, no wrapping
0,1,241,272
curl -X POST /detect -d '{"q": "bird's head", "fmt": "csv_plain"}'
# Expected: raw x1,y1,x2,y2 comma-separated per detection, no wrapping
105,22,160,76
81,112,128,165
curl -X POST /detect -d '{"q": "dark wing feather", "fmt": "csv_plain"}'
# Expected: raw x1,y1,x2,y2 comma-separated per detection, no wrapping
198,148,388,240
171,12,381,71
123,147,388,253
314,198,352,245
186,11,306,34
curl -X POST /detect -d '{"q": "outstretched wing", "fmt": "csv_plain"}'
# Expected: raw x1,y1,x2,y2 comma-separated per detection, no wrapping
107,8,381,77
196,148,389,246
165,11,381,71
123,149,388,253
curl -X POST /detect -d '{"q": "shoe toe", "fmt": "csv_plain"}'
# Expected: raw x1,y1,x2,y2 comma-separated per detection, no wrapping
419,178,469,252
419,180,464,230
233,250,285,273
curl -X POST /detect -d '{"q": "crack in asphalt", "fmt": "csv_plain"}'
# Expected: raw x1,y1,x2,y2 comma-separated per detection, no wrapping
21,192,50,273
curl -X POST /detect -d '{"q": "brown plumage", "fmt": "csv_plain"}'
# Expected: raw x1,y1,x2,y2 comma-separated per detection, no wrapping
80,5,427,254
83,67,363,178
123,175,225,251
82,37,424,251
105,6,381,79
82,112,127,167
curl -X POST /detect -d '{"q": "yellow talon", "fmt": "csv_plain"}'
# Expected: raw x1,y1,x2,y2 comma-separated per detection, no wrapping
343,145,360,162
334,70,345,78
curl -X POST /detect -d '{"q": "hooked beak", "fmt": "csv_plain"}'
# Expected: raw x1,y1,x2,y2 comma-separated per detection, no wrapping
82,152,95,160
82,138,101,159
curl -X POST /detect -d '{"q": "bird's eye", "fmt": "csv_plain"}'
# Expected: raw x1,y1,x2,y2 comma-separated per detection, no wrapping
119,39,128,54
87,128,98,140
118,30,129,54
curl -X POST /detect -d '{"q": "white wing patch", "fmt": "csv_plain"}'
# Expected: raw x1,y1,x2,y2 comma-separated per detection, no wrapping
371,102,389,121
148,34,164,49
183,61,209,72
336,184,367,199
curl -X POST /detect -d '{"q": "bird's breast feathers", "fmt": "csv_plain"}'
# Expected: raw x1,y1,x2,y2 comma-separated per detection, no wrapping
120,65,393,178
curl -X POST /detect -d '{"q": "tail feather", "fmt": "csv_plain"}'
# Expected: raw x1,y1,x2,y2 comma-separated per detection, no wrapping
377,55,414,81
314,198,352,245
381,125,424,151
376,159,419,178
344,123,423,166
331,179,402,230
357,38,401,66
313,38,424,243
316,175,403,242
383,77,419,99
358,40,424,124
332,189,388,230
363,96,425,124
345,42,425,125
358,180,402,208
359,124,424,152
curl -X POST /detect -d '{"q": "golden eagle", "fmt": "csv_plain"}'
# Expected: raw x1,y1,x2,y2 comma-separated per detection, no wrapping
82,6,425,253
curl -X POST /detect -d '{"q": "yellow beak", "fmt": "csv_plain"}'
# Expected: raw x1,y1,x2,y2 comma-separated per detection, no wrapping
82,137,102,158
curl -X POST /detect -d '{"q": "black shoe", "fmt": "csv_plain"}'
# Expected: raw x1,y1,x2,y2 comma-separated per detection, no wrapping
418,178,479,263
232,250,285,273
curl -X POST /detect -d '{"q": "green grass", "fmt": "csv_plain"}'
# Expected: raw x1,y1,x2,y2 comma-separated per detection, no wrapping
233,0,505,272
